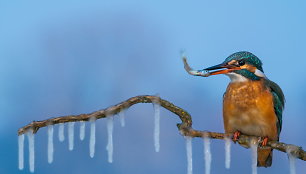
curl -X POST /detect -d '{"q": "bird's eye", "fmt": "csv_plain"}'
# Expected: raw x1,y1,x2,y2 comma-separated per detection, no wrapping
238,60,245,66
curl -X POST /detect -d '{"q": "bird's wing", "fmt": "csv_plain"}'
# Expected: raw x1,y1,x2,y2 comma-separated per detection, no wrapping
264,79,285,135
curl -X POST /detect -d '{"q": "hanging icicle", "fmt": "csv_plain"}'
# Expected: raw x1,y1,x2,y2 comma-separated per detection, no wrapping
153,99,160,153
47,125,54,164
89,117,96,158
203,136,212,174
250,142,258,174
27,129,35,173
58,123,65,142
185,136,193,174
79,121,86,141
224,136,231,169
68,122,75,151
106,116,114,163
286,146,297,174
18,134,25,170
119,110,125,127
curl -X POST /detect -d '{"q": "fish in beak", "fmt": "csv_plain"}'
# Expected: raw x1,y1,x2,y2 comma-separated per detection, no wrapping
183,57,241,77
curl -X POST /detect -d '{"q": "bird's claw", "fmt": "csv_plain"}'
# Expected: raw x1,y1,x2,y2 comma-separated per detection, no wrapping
233,131,241,142
261,137,269,146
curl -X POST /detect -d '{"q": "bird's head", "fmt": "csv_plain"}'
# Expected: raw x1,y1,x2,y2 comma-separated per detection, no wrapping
203,51,266,81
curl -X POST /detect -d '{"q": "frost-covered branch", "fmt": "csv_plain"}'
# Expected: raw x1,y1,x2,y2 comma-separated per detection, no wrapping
178,125,306,161
18,95,192,135
18,95,306,161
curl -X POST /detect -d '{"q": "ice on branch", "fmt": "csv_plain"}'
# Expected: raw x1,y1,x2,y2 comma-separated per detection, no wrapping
286,146,298,174
224,137,231,169
185,136,193,174
153,101,161,152
89,118,96,158
119,110,125,127
250,142,258,174
47,125,54,164
27,129,35,173
68,122,75,151
79,121,86,141
203,136,212,174
58,123,65,142
106,116,114,163
18,134,24,170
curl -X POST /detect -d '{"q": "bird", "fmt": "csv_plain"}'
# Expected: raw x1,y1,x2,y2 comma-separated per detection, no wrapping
184,51,285,167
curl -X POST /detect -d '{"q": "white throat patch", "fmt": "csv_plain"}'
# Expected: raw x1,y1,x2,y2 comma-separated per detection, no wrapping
226,73,248,82
226,68,266,83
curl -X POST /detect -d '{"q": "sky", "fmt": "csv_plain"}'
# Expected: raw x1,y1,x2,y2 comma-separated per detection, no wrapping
1,1,306,174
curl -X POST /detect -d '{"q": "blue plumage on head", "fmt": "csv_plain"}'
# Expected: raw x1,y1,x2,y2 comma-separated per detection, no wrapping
224,51,264,72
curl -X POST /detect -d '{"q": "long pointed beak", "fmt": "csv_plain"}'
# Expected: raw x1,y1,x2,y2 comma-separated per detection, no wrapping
203,62,241,76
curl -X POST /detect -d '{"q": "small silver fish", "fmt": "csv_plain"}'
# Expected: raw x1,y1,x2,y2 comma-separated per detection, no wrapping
182,57,210,77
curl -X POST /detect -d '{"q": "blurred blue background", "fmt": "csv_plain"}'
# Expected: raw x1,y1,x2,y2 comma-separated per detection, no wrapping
1,0,305,174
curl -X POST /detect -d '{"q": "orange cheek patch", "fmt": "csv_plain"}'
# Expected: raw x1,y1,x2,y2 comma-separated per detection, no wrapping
241,64,256,73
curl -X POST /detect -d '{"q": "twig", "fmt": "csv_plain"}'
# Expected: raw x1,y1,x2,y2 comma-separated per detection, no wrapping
18,95,306,161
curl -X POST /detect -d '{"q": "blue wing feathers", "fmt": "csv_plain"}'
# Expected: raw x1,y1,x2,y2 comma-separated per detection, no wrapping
265,79,285,135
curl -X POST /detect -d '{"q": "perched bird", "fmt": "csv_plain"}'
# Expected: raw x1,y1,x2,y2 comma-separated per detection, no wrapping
184,51,285,167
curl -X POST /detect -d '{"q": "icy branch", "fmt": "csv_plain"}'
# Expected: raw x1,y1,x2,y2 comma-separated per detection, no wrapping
18,95,306,162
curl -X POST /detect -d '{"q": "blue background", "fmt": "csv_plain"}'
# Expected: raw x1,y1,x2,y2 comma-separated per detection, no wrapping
1,1,305,174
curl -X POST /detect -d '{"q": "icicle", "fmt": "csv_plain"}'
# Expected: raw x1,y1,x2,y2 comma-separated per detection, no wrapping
89,118,96,158
119,110,125,127
286,146,297,174
106,116,114,163
203,136,212,174
18,134,25,170
153,101,160,152
79,121,86,141
250,142,258,174
224,137,231,169
58,123,65,142
68,122,75,151
288,153,296,174
47,125,54,164
185,136,193,174
27,129,35,173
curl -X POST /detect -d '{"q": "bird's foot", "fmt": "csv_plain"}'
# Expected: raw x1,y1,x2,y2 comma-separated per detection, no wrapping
233,131,241,142
261,137,269,147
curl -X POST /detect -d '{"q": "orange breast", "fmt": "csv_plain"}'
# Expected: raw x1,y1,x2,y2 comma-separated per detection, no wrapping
223,80,278,140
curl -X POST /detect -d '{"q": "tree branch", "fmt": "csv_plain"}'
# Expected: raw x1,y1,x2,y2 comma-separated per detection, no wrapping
18,95,306,161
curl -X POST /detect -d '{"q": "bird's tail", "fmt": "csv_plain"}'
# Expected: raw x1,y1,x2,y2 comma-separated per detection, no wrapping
257,147,273,167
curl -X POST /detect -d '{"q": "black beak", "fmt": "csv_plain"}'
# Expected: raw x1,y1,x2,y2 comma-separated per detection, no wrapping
203,62,240,76
204,63,228,71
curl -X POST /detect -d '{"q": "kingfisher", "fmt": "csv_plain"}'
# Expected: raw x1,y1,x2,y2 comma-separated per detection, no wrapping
183,51,285,167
